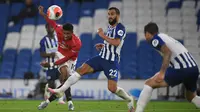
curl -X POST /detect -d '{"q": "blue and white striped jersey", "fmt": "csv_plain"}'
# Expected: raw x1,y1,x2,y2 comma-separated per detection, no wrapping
99,23,126,62
40,35,58,70
150,33,197,69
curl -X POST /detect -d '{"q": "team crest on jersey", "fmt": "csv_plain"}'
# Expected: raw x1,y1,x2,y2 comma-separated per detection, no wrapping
152,39,159,47
117,30,124,36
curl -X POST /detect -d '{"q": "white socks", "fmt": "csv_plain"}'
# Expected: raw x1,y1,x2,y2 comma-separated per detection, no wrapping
58,96,64,102
44,83,50,100
68,100,73,105
46,99,50,103
57,72,81,93
115,87,132,101
192,96,200,108
136,85,153,112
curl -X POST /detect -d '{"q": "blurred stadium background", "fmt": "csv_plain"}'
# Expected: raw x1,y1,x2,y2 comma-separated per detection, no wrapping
0,0,200,111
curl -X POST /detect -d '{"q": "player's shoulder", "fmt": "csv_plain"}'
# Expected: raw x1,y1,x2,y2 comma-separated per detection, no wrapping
40,36,47,44
116,23,125,29
71,34,82,49
72,34,81,43
151,33,166,45
157,33,169,38
152,33,168,40
72,34,80,40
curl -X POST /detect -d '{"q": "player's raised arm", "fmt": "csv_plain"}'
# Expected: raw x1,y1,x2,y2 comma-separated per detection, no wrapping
38,6,57,29
97,28,120,46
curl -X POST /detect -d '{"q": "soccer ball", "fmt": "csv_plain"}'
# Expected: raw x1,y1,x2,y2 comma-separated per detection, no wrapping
47,5,63,20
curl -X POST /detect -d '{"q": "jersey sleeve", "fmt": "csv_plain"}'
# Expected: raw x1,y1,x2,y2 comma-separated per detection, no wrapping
151,35,165,51
45,17,57,29
114,24,125,39
45,17,63,39
55,37,82,65
39,39,46,52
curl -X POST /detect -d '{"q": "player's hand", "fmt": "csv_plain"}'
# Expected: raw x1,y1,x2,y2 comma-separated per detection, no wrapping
95,43,104,51
97,28,105,39
154,72,165,83
40,61,50,67
38,6,44,15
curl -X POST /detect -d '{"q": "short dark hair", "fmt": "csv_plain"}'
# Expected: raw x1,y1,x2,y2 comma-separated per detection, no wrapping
144,22,159,35
63,23,73,32
109,7,120,15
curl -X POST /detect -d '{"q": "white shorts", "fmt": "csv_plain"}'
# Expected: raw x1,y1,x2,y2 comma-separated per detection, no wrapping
55,51,77,74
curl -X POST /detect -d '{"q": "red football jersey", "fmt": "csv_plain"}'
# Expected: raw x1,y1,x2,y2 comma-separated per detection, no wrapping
46,17,82,65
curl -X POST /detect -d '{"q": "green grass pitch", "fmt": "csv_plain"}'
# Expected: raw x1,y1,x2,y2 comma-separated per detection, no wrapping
0,100,199,112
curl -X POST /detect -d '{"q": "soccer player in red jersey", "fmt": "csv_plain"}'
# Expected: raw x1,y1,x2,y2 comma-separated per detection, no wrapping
38,6,82,111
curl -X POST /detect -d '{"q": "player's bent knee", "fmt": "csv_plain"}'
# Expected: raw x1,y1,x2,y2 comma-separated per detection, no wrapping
76,67,83,75
76,63,94,75
145,78,157,89
108,87,117,93
145,79,153,86
59,66,69,76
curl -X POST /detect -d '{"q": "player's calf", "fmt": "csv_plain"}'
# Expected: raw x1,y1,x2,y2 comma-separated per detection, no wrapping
186,90,200,108
186,90,196,102
59,65,70,83
108,84,117,93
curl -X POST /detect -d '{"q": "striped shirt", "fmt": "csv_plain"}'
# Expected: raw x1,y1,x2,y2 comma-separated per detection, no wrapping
40,35,58,70
99,23,126,62
150,33,197,69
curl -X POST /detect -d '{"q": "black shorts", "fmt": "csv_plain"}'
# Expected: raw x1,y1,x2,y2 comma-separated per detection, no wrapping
165,67,199,92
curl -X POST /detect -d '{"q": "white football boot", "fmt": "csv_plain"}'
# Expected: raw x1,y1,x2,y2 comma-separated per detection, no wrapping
68,100,75,111
127,97,135,112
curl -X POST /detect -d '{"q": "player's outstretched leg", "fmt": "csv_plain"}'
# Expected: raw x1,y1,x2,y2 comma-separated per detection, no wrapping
48,71,81,94
108,80,135,112
48,63,94,94
135,77,168,112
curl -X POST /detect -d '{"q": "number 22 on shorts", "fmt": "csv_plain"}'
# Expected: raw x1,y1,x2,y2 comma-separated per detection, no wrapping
109,69,117,78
